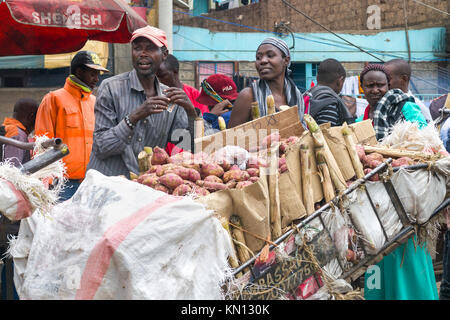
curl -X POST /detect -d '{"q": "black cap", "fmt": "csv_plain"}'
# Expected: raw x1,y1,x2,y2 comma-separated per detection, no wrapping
70,50,109,73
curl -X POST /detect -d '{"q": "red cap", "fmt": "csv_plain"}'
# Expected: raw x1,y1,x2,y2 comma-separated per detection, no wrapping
131,26,168,48
196,74,238,106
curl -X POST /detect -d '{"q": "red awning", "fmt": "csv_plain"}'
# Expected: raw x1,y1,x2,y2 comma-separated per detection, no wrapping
0,0,148,56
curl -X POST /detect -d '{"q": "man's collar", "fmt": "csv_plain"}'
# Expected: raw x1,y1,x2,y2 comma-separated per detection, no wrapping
130,69,163,96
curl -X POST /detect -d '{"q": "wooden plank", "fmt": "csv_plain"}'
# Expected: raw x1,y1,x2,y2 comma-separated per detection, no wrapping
195,107,304,154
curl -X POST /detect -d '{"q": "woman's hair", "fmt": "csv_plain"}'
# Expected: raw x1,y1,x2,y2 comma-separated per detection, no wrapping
360,63,391,86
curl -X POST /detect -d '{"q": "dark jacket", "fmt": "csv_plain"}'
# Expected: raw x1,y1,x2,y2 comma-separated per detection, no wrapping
307,85,354,126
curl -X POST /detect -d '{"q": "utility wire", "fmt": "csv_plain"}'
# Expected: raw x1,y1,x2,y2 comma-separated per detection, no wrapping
174,9,448,62
281,0,385,62
412,0,450,16
173,6,449,91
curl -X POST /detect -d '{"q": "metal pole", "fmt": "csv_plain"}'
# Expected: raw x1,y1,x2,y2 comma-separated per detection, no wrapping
232,159,393,276
158,0,173,53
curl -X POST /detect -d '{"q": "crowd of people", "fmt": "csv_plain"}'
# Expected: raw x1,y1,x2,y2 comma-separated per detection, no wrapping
0,24,449,301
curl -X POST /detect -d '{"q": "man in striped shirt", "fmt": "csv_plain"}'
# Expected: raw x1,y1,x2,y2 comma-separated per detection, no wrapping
87,26,198,178
307,59,354,126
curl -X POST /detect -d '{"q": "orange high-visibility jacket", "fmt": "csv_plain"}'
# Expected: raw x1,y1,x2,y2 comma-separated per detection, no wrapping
35,78,95,180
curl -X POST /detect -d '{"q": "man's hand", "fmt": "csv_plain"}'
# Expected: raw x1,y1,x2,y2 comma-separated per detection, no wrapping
128,96,169,124
164,87,196,117
210,99,232,116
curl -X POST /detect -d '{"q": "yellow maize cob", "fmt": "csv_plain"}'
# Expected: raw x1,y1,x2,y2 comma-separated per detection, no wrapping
218,116,226,131
266,95,275,115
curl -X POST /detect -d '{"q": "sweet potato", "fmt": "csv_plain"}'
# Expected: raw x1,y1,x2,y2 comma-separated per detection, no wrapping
159,173,184,190
148,165,161,174
218,160,232,172
346,249,357,263
225,180,237,189
278,156,287,168
201,163,224,178
155,163,177,176
279,164,288,173
246,156,260,169
367,159,382,169
187,168,201,182
151,146,169,165
142,175,159,187
356,145,366,162
205,175,223,183
279,141,288,154
223,168,242,183
240,170,250,181
364,168,380,181
153,184,170,193
171,166,191,180
192,186,210,197
172,184,192,196
366,152,384,162
261,132,280,149
246,168,260,177
196,180,228,192
136,173,152,184
236,181,253,189
182,161,201,173
183,180,197,188
392,157,414,167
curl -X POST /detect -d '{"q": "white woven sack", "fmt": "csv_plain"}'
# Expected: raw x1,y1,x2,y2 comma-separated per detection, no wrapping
390,167,447,224
12,169,234,300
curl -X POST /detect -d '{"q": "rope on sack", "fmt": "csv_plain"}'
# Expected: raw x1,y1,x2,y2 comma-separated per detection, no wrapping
228,221,279,247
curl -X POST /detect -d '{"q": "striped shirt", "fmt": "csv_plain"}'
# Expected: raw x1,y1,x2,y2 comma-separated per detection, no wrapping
314,104,340,126
87,69,194,177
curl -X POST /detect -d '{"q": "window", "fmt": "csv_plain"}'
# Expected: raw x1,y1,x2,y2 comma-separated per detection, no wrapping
311,63,318,77
197,62,234,85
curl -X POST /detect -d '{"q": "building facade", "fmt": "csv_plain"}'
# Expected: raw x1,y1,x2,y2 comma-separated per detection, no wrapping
0,0,448,122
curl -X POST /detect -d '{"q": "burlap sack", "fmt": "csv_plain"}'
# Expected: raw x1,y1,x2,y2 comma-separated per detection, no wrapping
323,126,356,181
278,143,307,228
228,176,271,254
297,131,324,203
349,120,377,146
196,175,271,255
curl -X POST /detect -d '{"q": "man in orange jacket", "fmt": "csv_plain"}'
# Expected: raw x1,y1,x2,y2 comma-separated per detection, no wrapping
35,51,109,201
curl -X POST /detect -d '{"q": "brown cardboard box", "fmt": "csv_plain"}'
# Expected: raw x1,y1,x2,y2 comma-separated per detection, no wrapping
194,106,304,154
349,120,377,145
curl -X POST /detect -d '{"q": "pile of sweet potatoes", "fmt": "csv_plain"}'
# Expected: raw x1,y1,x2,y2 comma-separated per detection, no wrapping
133,133,301,196
133,146,266,196
356,145,415,181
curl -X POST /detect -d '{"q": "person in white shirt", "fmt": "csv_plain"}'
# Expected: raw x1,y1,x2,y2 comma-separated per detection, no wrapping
384,59,432,122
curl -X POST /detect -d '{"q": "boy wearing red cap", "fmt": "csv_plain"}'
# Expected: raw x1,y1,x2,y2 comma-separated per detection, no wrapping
197,74,238,135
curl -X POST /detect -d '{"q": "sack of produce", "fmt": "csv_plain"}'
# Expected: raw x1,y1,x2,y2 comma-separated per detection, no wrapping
347,188,386,255
11,169,234,300
391,168,447,224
